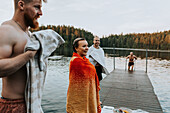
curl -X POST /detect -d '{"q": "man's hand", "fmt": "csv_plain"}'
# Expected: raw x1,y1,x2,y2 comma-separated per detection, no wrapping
26,50,37,59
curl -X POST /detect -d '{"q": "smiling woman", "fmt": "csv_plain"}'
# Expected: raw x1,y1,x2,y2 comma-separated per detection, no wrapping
72,38,88,57
66,38,101,113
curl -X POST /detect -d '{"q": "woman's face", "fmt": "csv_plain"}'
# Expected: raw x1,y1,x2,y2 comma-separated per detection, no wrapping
76,40,88,57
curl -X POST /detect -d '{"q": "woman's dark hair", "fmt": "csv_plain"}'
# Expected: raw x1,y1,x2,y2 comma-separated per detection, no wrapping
73,38,86,53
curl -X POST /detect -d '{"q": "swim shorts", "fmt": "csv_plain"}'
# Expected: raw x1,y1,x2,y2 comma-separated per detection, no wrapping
0,97,26,113
128,62,134,66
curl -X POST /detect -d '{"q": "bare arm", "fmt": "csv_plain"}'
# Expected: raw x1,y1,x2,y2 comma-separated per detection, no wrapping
0,25,36,77
134,55,137,60
0,51,36,77
126,55,129,59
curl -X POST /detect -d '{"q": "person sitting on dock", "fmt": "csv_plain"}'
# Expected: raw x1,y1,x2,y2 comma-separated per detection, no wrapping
126,52,137,71
86,36,109,81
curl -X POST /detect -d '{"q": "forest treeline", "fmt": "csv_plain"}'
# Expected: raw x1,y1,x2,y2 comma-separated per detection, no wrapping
30,25,94,47
30,25,170,50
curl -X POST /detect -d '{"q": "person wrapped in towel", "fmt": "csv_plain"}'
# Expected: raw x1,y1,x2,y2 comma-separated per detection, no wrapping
66,38,101,113
86,36,109,81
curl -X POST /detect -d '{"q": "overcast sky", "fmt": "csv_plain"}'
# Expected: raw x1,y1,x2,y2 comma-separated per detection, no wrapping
0,0,170,37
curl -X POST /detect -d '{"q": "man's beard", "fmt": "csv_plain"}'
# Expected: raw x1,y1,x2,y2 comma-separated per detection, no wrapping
24,14,39,29
95,43,99,47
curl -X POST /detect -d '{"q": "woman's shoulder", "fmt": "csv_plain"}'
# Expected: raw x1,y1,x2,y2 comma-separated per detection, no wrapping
70,56,82,63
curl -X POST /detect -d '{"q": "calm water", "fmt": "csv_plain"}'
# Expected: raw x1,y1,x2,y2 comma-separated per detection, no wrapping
0,55,169,113
42,57,70,113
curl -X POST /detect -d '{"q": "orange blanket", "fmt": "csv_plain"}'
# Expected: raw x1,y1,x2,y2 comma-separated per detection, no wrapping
66,53,101,113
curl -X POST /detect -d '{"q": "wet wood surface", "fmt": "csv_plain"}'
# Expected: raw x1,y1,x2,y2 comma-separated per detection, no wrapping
100,69,163,113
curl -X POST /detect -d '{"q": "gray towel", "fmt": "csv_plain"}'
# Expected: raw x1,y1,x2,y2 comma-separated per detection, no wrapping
24,29,65,113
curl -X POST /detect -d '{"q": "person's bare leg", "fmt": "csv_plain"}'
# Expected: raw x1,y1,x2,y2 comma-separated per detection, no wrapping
131,65,134,71
128,66,130,71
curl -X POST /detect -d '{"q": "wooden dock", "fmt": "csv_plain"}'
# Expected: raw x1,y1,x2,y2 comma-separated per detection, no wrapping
100,69,163,113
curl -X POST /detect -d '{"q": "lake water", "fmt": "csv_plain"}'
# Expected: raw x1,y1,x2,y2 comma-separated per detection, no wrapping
41,57,70,113
0,56,169,113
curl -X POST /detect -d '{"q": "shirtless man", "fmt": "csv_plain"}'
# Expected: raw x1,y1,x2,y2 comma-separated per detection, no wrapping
126,52,137,71
0,0,46,112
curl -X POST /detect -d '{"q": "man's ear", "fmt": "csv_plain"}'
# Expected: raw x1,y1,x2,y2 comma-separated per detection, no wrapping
18,0,25,11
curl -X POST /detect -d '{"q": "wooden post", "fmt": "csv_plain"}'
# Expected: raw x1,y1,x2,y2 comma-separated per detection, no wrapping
146,46,148,73
125,59,127,71
113,44,115,70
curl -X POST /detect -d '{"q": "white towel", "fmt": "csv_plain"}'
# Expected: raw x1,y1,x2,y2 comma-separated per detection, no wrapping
87,45,109,75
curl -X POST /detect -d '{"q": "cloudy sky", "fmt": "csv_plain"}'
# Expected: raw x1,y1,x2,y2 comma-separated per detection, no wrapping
0,0,170,37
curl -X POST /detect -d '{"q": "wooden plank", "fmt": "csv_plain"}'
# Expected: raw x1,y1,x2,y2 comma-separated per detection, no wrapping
100,69,163,113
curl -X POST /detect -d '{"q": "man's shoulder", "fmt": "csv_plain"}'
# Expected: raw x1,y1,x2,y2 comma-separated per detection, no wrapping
0,22,16,35
97,46,104,52
89,45,93,49
87,45,94,52
99,46,104,50
0,22,18,49
133,55,137,58
0,23,17,39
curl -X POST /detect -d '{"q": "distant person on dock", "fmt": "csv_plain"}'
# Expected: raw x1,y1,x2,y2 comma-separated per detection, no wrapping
66,38,101,113
87,36,109,81
126,52,137,71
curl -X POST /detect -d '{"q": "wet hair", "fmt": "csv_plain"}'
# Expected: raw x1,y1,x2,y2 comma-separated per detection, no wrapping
130,52,133,55
73,38,86,53
14,0,47,10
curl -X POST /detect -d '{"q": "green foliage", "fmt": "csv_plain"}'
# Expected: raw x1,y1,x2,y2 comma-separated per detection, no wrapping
100,32,170,50
30,25,94,48
30,25,170,50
